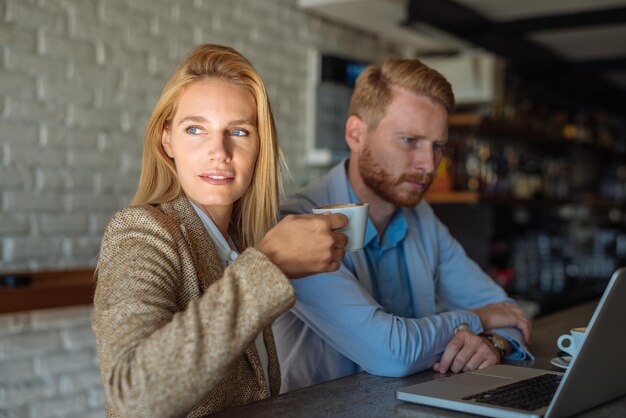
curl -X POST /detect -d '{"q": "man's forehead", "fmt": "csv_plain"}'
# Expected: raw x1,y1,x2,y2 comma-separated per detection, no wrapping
389,86,442,109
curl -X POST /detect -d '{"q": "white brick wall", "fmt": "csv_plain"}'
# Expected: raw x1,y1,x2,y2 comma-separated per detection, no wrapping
0,305,102,417
0,0,397,272
1,0,399,415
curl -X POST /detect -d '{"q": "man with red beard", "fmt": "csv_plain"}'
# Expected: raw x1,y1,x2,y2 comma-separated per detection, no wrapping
273,58,533,392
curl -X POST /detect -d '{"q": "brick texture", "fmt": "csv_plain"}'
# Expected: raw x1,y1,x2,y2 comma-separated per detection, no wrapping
0,0,398,415
1,0,394,272
0,306,103,415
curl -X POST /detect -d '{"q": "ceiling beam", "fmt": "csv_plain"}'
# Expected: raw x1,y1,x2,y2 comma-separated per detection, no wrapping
495,7,626,33
576,56,626,72
406,0,562,68
406,0,626,112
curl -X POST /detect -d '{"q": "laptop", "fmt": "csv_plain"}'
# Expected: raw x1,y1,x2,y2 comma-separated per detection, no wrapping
396,267,626,418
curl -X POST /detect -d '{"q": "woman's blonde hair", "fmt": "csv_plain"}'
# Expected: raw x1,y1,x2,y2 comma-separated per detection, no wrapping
132,44,284,248
349,57,455,129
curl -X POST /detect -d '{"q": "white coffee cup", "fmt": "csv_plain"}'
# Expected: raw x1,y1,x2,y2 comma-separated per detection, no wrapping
312,203,369,252
557,326,587,356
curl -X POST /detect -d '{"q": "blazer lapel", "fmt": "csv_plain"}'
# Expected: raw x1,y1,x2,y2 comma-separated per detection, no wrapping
243,342,269,397
243,328,279,397
263,327,281,396
159,195,223,292
160,195,272,395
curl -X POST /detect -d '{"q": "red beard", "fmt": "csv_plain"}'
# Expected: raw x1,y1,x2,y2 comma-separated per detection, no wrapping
358,144,434,207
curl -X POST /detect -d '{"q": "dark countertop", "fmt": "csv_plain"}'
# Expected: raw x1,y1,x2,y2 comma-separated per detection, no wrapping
210,300,626,418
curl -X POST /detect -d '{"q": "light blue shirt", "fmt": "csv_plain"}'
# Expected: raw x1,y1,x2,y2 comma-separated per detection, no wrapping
273,160,532,392
348,186,415,318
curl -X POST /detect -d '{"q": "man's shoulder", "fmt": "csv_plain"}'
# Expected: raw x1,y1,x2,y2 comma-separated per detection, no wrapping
281,177,330,215
281,164,344,215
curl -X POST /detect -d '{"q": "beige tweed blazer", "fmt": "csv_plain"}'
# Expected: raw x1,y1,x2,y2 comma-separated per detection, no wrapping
93,195,295,418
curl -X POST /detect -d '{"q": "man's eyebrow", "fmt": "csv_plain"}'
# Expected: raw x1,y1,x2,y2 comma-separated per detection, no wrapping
394,131,447,141
394,131,428,139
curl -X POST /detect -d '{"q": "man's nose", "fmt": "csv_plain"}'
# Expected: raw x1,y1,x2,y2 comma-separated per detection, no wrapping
413,145,437,174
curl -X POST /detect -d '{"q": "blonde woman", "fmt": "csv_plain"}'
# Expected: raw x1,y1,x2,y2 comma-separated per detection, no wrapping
93,44,347,418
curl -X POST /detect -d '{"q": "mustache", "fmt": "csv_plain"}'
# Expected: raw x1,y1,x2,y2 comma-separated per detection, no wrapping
397,172,434,184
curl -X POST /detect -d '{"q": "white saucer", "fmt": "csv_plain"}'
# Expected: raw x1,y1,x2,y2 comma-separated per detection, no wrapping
551,356,572,369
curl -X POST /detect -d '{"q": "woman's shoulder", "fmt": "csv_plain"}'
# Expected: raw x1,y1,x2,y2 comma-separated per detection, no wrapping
105,203,182,237
110,203,165,220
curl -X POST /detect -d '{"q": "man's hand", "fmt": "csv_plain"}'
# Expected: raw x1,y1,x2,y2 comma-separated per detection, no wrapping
432,331,501,374
471,302,532,344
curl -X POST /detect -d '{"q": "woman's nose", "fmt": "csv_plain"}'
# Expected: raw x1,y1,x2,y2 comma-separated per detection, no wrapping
207,135,231,162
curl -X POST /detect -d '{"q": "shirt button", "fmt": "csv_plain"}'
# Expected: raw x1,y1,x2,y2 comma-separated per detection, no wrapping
228,251,238,262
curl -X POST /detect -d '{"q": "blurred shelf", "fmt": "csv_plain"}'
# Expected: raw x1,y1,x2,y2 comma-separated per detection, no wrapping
425,191,479,204
0,269,95,314
449,112,620,156
427,191,625,209
449,112,563,145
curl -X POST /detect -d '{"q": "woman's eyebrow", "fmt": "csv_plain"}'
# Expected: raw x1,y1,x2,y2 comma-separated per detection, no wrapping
177,115,207,125
177,116,255,126
229,119,256,126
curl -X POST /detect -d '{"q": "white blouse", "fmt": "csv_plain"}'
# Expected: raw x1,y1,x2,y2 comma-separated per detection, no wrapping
190,200,270,392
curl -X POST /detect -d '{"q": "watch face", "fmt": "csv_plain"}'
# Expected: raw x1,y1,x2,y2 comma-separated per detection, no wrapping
480,333,507,358
491,334,506,349
487,334,508,359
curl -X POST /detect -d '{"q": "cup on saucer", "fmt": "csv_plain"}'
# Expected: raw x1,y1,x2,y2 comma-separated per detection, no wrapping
557,326,587,356
550,355,572,370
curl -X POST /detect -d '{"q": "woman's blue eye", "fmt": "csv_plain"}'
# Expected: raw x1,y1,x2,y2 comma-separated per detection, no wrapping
230,128,249,137
185,126,203,135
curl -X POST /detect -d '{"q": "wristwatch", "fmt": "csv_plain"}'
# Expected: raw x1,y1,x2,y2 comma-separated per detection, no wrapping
479,332,508,360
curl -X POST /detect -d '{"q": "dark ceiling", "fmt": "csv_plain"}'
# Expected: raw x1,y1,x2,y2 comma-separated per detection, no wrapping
406,0,626,113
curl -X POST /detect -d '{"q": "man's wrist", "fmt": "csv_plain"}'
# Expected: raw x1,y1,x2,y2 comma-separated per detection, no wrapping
479,332,508,360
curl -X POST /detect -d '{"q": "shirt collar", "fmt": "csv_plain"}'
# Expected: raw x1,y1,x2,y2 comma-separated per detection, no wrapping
346,176,407,250
189,200,239,266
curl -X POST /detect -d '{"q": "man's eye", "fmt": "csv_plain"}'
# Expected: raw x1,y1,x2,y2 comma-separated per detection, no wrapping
230,128,249,137
185,126,203,135
434,143,448,154
401,137,415,145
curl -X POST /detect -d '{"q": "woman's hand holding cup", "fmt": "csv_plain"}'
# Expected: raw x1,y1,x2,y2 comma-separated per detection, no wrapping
256,213,348,278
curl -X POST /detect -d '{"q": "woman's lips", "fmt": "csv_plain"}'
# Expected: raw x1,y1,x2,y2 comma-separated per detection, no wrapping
199,171,235,185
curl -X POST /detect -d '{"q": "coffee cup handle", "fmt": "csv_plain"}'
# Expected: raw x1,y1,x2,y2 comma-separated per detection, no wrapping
557,334,574,355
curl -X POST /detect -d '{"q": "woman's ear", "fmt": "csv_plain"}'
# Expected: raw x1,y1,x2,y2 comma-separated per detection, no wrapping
161,128,174,158
345,115,366,153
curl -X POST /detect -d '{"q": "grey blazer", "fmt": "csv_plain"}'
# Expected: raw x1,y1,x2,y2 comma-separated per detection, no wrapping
93,195,295,417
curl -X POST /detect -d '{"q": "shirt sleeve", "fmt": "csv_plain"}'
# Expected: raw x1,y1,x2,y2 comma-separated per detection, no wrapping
429,208,533,361
289,265,484,377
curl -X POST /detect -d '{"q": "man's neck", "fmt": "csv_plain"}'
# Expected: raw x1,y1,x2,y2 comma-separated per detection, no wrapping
347,158,397,236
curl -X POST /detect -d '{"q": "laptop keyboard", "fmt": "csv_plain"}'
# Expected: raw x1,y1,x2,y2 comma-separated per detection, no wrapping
462,373,563,411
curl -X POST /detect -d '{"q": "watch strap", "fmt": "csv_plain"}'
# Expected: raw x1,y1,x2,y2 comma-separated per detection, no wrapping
479,332,507,360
